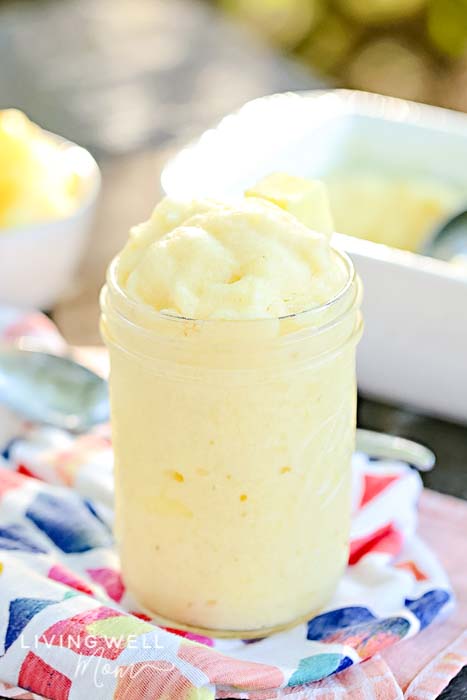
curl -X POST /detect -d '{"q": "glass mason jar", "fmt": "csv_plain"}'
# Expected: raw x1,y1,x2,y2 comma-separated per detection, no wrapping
100,249,362,638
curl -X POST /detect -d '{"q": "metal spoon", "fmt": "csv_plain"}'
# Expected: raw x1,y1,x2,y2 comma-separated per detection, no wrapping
0,347,109,432
356,428,435,472
423,208,467,262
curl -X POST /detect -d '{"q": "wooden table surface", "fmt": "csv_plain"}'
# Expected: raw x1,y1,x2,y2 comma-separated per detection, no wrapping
0,0,465,696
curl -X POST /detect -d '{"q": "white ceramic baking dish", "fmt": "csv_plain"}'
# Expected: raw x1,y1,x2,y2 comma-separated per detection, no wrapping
162,90,467,424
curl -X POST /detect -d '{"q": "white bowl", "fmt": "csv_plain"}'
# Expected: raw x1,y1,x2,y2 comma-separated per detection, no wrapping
0,133,101,309
162,90,467,424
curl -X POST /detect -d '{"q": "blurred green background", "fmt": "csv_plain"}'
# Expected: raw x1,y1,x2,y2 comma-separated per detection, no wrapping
213,0,467,110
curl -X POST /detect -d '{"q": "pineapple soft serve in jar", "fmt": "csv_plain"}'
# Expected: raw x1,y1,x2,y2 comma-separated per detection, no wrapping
100,174,362,636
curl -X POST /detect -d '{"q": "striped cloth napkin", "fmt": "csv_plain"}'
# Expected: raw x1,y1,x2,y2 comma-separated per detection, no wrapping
0,307,464,700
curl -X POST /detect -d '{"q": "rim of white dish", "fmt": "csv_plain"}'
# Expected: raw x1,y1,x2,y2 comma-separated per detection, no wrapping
160,88,467,285
0,130,101,240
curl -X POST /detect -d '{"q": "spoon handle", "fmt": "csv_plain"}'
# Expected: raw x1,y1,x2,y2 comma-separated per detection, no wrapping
356,428,435,472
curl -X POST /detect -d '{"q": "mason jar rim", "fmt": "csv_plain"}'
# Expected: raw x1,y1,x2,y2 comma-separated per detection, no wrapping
104,244,357,328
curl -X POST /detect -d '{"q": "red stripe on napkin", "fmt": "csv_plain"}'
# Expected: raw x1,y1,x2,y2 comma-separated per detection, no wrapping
349,523,403,565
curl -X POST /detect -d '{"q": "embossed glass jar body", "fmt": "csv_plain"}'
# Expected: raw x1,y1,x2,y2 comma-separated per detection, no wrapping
100,251,362,637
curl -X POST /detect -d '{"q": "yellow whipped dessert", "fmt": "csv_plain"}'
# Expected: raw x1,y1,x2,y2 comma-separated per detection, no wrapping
0,109,80,229
101,173,362,635
118,176,345,320
325,171,463,252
